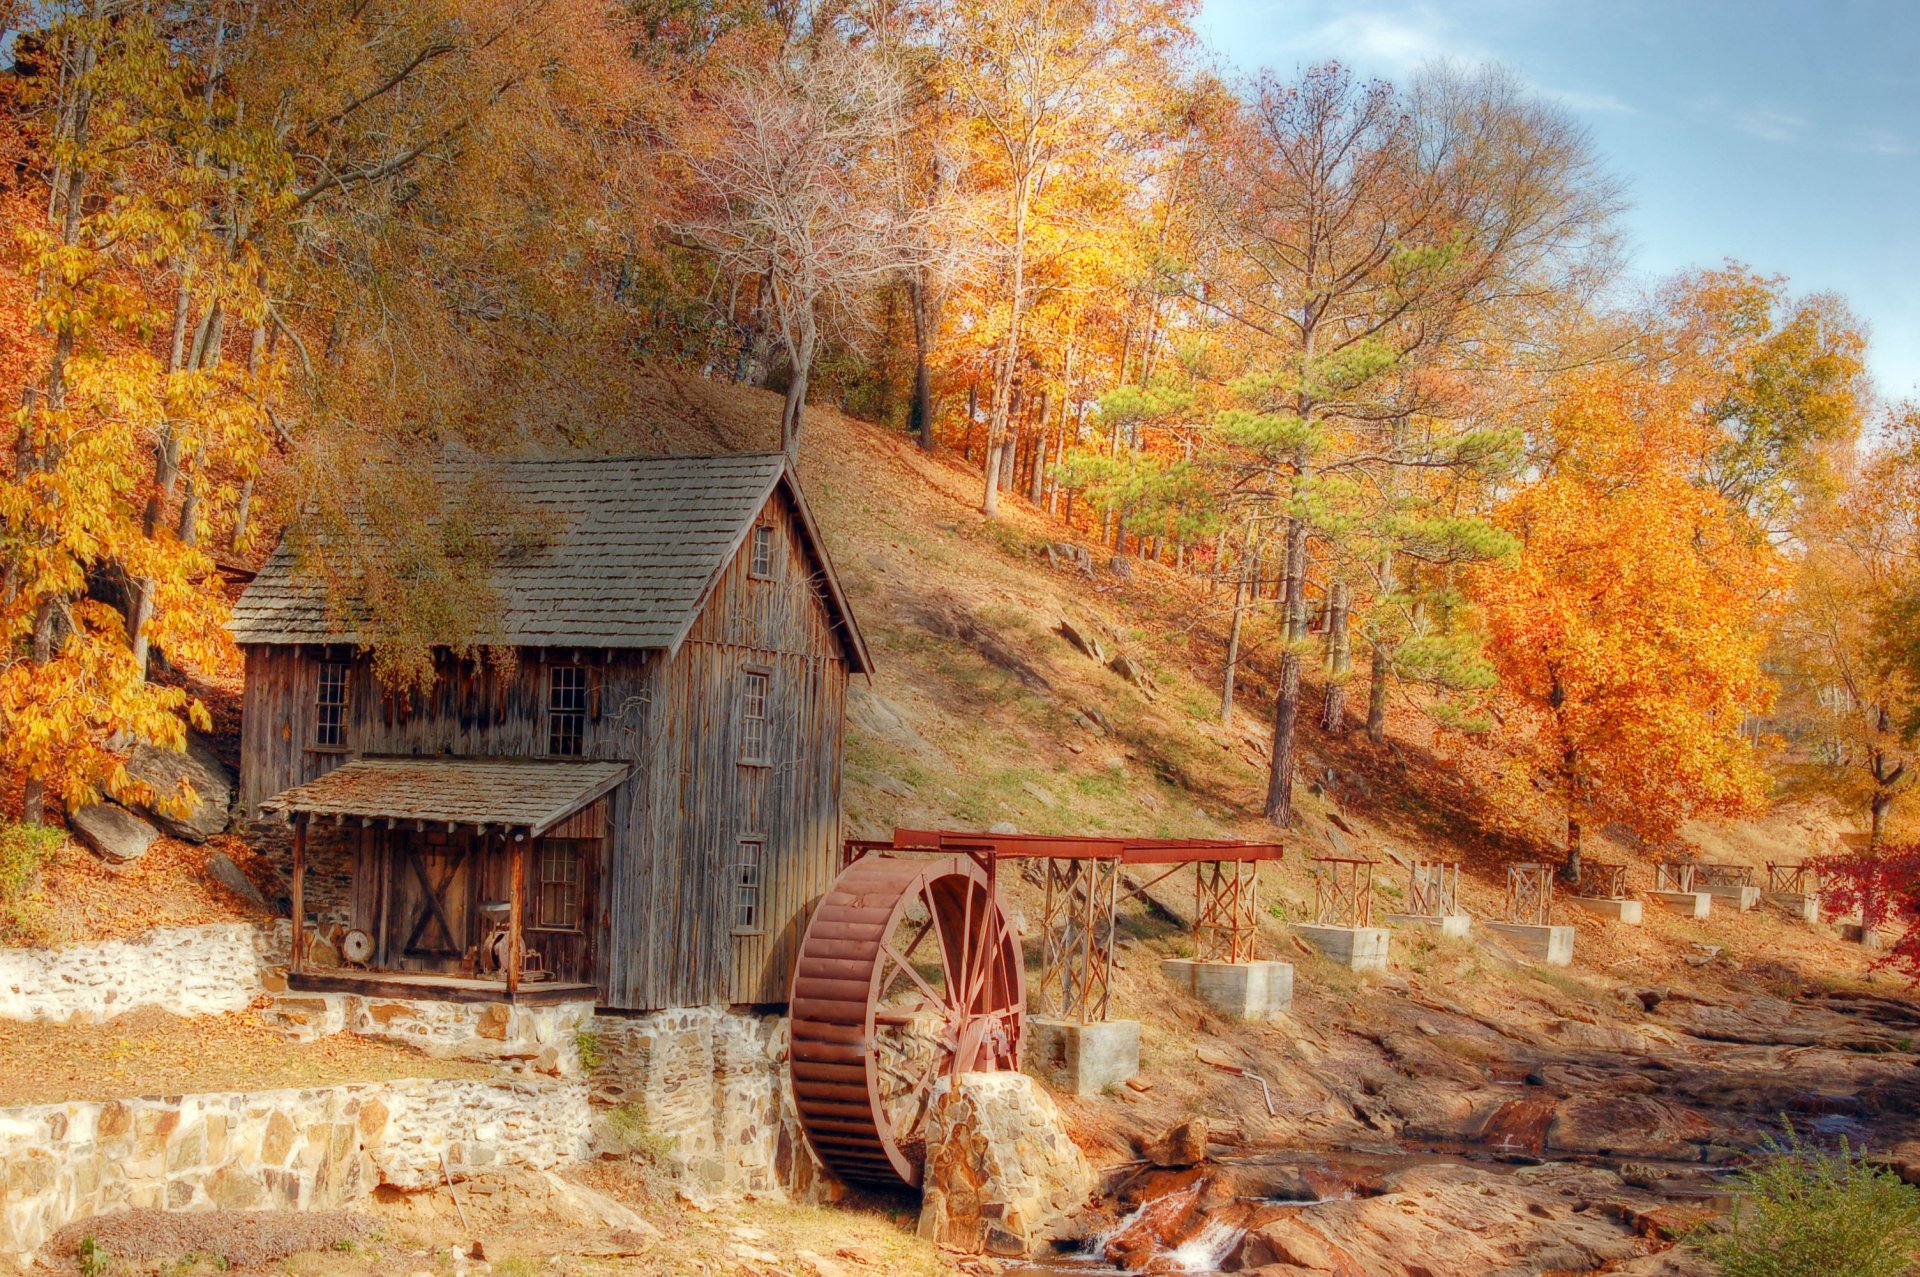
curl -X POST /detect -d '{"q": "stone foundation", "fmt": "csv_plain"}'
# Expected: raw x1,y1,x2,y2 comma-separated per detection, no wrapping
1294,924,1391,971
1026,1017,1142,1095
1385,912,1472,938
0,922,290,1024
0,1075,589,1258
919,1072,1094,1257
590,1006,801,1196
247,818,354,924
1567,897,1644,924
1161,959,1294,1020
259,991,595,1076
1650,890,1712,918
1486,922,1575,967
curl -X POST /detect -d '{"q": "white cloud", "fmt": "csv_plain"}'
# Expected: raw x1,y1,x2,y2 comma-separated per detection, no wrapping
1693,94,1808,143
1855,128,1916,157
1537,86,1638,116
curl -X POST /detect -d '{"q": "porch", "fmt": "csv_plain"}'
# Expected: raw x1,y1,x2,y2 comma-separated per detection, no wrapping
264,755,628,1001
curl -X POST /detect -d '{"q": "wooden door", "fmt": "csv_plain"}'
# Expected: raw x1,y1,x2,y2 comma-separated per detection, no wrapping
385,830,476,972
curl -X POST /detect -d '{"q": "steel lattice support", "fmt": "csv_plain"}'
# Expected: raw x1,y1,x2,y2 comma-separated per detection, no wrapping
1194,860,1260,962
1034,856,1119,1024
1581,860,1629,900
1407,861,1460,917
1312,857,1375,927
1767,861,1814,894
1655,861,1696,893
1504,863,1554,925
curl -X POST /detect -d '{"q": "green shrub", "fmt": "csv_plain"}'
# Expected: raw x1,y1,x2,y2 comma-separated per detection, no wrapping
603,1101,675,1162
1695,1130,1920,1276
76,1235,109,1277
0,821,66,944
573,1026,602,1073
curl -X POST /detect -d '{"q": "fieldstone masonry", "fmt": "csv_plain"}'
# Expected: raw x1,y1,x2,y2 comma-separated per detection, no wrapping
591,1005,803,1196
0,922,290,1024
259,991,595,1077
918,1071,1095,1257
0,1076,589,1257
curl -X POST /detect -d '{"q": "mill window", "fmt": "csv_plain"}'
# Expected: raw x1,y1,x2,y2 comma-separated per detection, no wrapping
315,662,349,748
739,670,769,764
536,841,584,931
733,838,764,935
749,524,774,579
548,665,587,756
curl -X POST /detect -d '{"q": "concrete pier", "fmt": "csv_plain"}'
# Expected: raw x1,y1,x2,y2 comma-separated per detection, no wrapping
1765,891,1820,923
1162,959,1294,1020
1026,1017,1141,1096
1567,896,1644,924
1839,923,1889,950
1384,912,1473,938
1650,890,1712,918
1702,884,1762,912
1486,922,1575,966
1294,924,1391,972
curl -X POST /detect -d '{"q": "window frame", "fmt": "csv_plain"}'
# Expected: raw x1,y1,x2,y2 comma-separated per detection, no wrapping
748,522,775,580
732,836,765,936
533,839,586,933
547,663,588,757
737,667,772,766
312,660,351,751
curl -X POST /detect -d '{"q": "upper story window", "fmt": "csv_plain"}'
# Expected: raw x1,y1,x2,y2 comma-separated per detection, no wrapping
315,662,349,748
749,523,774,579
739,670,769,764
548,665,587,756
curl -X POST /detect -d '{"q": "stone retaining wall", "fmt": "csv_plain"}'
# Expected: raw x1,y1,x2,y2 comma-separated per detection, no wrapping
260,991,596,1076
592,1006,805,1196
0,1075,589,1258
0,922,290,1024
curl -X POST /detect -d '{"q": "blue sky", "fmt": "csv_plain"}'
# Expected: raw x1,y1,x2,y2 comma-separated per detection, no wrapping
1195,0,1920,402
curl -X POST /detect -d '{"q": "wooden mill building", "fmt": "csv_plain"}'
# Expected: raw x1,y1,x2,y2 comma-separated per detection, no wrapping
230,453,871,1011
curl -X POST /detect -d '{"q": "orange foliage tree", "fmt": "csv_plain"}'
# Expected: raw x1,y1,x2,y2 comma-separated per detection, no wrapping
1477,369,1779,879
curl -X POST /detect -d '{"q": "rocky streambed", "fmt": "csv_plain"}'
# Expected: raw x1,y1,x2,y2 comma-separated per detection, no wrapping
1008,984,1920,1276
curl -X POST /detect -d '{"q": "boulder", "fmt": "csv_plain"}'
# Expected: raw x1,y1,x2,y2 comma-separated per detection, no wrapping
1106,653,1156,698
206,850,269,912
918,1072,1094,1257
1055,618,1106,663
1143,1118,1209,1169
70,802,159,863
126,739,234,842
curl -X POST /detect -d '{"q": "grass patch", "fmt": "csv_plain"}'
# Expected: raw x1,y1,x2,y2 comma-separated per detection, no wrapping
0,822,74,945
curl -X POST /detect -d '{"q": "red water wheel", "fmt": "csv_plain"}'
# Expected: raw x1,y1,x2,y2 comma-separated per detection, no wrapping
789,854,1025,1189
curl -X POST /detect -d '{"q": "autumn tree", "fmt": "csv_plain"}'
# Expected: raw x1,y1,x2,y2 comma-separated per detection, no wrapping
1195,62,1616,824
943,0,1192,516
1478,369,1778,880
1777,407,1920,849
673,38,919,455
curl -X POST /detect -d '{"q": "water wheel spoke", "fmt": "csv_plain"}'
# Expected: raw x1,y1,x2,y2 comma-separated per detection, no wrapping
882,938,946,1009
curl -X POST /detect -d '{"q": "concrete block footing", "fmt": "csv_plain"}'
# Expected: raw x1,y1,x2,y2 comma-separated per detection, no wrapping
1485,922,1576,967
1161,958,1294,1020
1567,896,1644,925
1704,884,1762,912
1650,890,1713,918
1026,1017,1141,1097
1764,892,1820,923
1293,924,1391,972
1840,923,1890,950
1384,912,1472,939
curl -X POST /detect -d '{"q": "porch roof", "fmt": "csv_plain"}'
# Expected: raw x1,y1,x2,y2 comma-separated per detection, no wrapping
262,756,628,836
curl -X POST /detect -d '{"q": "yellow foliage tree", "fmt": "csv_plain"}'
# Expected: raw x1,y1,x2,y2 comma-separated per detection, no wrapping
1477,369,1779,878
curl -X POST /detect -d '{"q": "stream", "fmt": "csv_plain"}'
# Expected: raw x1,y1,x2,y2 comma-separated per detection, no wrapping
1002,1142,1740,1276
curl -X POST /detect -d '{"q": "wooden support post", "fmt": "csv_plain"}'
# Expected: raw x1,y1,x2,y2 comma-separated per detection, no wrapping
508,835,525,997
291,816,307,975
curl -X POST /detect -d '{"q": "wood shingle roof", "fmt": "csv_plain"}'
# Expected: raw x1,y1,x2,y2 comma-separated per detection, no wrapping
229,452,870,671
261,756,630,835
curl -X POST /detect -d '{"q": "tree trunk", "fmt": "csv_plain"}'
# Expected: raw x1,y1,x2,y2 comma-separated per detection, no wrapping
1264,438,1313,827
1222,569,1247,727
1027,390,1049,504
908,277,935,451
1563,741,1584,885
780,315,816,458
1320,579,1350,733
983,179,1033,518
1365,640,1391,744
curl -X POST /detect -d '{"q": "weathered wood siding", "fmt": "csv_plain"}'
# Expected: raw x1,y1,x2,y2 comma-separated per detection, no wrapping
608,485,849,1009
241,484,852,1013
